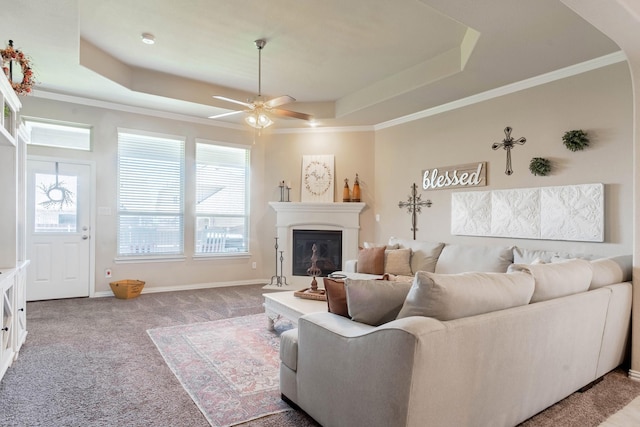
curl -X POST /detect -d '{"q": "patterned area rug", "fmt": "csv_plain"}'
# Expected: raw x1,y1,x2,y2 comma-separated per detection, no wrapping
147,314,293,427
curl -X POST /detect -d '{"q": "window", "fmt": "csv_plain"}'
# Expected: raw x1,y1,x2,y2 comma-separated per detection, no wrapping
195,140,250,254
25,119,91,150
117,130,185,256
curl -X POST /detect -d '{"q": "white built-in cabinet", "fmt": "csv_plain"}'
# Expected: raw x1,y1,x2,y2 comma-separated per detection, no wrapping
0,71,29,381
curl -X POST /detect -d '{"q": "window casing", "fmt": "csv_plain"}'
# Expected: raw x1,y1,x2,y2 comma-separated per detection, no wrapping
117,130,185,256
195,140,250,255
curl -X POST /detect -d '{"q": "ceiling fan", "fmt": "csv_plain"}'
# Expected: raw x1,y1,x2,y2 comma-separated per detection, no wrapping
209,39,313,129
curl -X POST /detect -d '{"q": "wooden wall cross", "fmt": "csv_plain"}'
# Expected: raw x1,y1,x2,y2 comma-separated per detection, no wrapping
398,183,432,240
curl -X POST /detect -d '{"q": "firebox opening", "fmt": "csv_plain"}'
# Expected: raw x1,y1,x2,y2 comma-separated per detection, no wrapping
292,230,342,277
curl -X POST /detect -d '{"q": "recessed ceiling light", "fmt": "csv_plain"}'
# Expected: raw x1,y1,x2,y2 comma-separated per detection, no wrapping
141,33,155,45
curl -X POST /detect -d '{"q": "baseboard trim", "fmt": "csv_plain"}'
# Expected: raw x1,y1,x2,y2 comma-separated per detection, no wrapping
93,279,269,298
628,369,640,382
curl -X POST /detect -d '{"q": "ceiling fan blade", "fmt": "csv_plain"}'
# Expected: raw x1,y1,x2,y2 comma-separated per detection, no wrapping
213,95,253,108
265,95,296,108
271,108,313,121
208,110,244,119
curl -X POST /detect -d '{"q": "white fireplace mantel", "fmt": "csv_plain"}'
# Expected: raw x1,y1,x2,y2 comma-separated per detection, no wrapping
268,202,365,289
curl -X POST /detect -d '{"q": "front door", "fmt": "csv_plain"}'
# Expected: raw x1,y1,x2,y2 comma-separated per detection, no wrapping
26,159,92,301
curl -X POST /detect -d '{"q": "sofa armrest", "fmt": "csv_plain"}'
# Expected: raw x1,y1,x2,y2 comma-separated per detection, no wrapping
295,313,445,427
344,259,357,273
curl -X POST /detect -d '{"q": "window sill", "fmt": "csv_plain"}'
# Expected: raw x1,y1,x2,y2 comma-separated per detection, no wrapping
192,252,251,261
114,255,187,264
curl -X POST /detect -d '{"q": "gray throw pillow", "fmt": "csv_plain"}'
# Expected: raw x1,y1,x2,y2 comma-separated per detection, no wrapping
344,278,413,326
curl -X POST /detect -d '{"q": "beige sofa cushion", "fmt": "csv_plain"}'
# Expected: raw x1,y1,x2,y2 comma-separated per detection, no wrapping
589,255,632,289
388,237,444,273
396,270,534,321
435,244,513,274
508,259,593,303
344,278,413,326
384,248,413,276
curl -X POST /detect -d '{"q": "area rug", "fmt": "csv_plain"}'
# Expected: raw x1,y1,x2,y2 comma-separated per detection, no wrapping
147,314,293,427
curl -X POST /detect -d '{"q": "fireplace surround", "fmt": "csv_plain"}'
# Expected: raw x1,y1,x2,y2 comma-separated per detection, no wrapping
269,202,365,289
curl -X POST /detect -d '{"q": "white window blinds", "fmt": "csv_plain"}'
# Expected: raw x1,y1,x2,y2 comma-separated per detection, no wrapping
195,141,250,254
117,131,185,256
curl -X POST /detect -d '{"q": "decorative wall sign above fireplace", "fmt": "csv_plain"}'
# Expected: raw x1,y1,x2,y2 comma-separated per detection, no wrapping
422,162,486,191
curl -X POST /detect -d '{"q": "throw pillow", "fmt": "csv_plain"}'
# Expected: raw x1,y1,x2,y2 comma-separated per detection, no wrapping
323,277,349,317
344,278,413,326
507,258,593,303
356,246,385,275
384,248,412,276
396,270,535,321
589,255,632,289
434,244,514,274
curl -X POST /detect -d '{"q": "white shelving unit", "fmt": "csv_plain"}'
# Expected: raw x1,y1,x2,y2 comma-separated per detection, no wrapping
0,72,29,382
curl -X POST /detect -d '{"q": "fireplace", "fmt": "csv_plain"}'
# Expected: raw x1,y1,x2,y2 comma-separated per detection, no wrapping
292,230,342,277
269,201,365,289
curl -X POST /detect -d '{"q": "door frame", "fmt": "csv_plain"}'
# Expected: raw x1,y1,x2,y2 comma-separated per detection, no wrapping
27,155,97,297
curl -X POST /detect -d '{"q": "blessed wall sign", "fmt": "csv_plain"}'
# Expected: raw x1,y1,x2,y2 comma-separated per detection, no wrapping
422,162,487,190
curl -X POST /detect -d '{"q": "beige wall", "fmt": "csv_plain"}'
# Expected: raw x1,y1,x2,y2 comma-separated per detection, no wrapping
260,130,376,246
18,60,632,295
374,62,633,256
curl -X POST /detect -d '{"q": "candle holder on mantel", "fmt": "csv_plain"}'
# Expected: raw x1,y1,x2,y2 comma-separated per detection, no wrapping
278,181,291,202
294,243,327,300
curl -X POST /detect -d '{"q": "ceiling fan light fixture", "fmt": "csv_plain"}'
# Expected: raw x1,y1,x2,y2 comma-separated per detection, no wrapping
245,110,273,129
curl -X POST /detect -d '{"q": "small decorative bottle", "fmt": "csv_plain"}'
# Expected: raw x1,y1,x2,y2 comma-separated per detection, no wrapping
352,174,361,202
342,178,351,202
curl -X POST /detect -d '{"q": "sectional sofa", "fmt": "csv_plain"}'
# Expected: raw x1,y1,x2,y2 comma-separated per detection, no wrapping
279,238,632,427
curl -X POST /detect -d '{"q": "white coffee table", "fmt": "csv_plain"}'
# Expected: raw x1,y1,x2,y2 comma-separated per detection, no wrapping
263,291,327,330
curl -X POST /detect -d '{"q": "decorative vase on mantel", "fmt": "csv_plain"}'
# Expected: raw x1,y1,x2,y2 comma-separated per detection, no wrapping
343,178,350,202
352,174,361,202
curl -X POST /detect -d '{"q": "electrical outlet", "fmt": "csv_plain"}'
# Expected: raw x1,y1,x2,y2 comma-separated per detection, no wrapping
252,262,257,269
105,268,112,278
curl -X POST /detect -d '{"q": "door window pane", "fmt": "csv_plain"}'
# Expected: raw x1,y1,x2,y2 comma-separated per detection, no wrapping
34,172,77,232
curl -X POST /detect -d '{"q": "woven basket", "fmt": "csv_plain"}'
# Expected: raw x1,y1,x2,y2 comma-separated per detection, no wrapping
109,279,145,299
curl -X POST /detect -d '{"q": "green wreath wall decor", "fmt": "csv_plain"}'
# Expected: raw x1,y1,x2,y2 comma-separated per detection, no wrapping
562,129,589,152
529,157,551,176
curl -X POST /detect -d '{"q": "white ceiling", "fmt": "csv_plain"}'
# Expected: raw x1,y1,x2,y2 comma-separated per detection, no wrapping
2,0,620,129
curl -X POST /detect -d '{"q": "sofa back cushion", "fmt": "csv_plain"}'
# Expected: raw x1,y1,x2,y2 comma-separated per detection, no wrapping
435,244,513,274
508,259,593,303
388,238,444,273
396,270,534,321
589,255,632,289
344,278,413,326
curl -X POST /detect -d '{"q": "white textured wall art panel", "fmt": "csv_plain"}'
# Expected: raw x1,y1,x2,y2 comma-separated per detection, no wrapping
451,183,604,242
540,184,604,242
491,188,540,238
451,191,491,236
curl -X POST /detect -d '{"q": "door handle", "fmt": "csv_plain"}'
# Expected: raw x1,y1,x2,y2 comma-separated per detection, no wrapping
82,235,89,240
